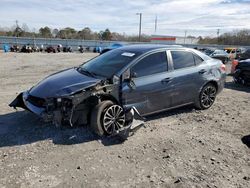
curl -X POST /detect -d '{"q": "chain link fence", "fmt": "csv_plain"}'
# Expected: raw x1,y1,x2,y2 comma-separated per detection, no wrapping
1,36,249,51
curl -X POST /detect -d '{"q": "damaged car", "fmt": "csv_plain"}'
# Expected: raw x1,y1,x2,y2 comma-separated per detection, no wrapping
10,45,226,137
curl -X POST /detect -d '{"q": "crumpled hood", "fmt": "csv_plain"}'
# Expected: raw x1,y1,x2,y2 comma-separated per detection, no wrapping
29,68,102,98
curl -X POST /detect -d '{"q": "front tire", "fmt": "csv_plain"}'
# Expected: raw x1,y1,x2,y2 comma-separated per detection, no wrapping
195,83,217,110
90,100,125,136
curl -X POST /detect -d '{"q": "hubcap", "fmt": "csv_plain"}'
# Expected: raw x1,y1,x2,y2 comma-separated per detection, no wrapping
201,86,216,108
103,105,125,135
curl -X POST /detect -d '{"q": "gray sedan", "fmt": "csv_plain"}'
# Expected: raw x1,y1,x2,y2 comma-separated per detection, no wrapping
10,45,226,137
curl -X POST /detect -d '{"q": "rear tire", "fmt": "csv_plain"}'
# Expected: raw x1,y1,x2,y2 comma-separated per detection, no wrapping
195,83,217,110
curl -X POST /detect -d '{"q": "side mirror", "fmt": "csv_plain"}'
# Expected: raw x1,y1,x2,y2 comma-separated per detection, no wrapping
122,70,137,90
131,71,137,78
128,79,136,90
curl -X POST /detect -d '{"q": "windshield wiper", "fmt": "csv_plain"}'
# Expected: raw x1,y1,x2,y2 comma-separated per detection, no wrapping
78,67,96,77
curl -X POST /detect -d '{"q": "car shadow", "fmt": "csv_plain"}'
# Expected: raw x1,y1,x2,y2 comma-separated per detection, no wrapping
146,105,195,121
241,135,250,148
0,106,199,148
225,80,250,93
0,111,127,148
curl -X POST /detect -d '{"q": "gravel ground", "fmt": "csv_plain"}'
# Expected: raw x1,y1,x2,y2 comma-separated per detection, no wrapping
0,52,249,188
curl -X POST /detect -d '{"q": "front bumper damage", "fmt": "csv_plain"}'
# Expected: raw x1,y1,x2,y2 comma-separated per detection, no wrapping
9,91,145,139
10,91,56,123
10,90,96,126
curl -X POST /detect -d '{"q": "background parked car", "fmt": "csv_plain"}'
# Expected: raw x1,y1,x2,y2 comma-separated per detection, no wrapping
32,45,40,52
93,46,102,53
45,46,56,53
224,47,244,60
100,43,123,54
20,44,33,53
63,46,72,52
231,48,250,75
10,45,20,52
233,59,250,85
57,44,62,52
207,49,230,64
236,48,250,60
78,45,85,53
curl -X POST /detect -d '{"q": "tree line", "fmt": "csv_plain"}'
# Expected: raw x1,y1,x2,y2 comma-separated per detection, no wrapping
198,29,250,45
1,23,250,45
0,23,150,42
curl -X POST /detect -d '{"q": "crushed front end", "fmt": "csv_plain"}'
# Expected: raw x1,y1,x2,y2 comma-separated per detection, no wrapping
9,91,76,126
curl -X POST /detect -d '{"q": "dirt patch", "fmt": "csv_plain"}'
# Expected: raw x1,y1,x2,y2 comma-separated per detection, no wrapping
0,52,249,188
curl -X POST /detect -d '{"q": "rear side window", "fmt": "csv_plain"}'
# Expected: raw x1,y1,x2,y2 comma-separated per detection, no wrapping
193,54,203,65
131,51,168,77
171,51,195,69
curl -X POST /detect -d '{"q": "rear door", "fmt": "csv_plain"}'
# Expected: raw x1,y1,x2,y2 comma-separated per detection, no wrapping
121,51,174,115
169,50,206,106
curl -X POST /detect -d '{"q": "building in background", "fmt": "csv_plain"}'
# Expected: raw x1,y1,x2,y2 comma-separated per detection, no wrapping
151,35,199,45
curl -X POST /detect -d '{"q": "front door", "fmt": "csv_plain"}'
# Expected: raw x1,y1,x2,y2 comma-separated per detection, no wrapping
121,51,174,115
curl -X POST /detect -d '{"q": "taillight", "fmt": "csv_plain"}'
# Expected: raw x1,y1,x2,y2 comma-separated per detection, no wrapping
231,60,239,74
220,64,226,72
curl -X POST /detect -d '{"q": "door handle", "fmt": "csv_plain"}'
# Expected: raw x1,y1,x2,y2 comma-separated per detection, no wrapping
161,77,172,83
199,69,207,74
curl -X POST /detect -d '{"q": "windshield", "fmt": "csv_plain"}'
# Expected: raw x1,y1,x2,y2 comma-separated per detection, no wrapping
204,49,214,55
80,49,141,78
214,50,228,55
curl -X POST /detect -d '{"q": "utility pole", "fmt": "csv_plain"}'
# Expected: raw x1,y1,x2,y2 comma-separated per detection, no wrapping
136,13,142,42
217,29,220,44
15,20,19,37
154,15,158,33
184,30,187,44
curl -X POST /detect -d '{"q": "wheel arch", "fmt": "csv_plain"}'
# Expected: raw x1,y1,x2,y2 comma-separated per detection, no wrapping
200,80,218,93
206,80,218,92
99,94,119,105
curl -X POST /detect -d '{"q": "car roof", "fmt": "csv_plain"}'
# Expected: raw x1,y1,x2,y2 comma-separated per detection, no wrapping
118,44,183,53
116,44,211,61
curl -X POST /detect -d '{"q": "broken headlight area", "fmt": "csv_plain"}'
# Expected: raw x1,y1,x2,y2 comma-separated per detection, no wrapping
43,97,75,126
27,95,46,108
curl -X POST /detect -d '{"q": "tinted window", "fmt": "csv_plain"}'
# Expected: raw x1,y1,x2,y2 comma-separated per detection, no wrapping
193,54,203,65
131,52,167,77
171,51,195,69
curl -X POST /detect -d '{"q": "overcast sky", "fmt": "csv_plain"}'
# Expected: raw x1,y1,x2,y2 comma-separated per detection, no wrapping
0,0,250,37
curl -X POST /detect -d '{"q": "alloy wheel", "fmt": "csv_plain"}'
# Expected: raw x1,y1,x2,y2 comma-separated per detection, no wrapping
201,85,217,108
102,105,125,135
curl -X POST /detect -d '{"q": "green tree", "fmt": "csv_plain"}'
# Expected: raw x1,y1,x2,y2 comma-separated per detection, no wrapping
39,27,52,38
100,28,112,40
57,27,77,39
78,27,92,40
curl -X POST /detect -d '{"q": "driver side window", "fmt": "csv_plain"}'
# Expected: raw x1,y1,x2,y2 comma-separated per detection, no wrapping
131,51,168,78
